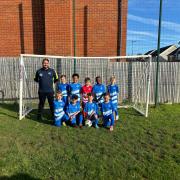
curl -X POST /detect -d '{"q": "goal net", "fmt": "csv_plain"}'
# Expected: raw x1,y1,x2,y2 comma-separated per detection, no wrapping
19,54,152,120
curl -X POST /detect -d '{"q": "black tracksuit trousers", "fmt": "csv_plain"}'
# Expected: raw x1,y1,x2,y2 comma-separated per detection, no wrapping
37,92,54,119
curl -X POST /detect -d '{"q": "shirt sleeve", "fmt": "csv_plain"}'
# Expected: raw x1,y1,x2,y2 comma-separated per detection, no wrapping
111,102,115,112
103,85,106,93
107,85,110,93
62,101,66,110
116,85,119,93
80,86,83,94
92,86,98,101
56,83,60,91
67,84,71,95
100,103,103,113
77,103,81,111
53,70,58,83
95,103,99,114
66,104,70,114
92,86,95,93
53,101,57,111
66,84,69,93
90,86,93,93
84,104,88,113
34,70,39,82
80,83,82,89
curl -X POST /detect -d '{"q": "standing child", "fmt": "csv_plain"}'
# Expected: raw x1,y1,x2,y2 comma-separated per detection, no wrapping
57,75,69,107
66,94,83,128
53,91,69,127
84,93,99,128
69,74,82,103
81,77,93,108
101,93,115,131
92,76,106,107
107,76,119,120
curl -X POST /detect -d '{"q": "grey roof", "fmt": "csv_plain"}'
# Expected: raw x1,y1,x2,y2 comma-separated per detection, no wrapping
144,45,174,56
169,47,180,56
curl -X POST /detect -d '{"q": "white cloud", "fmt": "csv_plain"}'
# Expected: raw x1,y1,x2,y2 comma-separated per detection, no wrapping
128,30,157,38
128,0,157,6
128,14,180,33
161,34,180,41
127,29,179,46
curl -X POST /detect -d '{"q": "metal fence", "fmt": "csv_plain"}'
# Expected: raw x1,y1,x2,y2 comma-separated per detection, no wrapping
0,57,180,104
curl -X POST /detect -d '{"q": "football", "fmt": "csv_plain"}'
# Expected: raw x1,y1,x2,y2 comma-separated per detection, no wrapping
85,119,92,127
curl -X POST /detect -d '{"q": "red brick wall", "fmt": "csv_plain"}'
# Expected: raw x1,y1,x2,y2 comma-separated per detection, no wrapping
0,0,127,56
0,0,33,56
75,0,119,56
45,0,73,56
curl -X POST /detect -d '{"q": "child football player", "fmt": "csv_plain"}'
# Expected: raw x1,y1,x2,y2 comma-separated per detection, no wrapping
57,75,69,107
84,93,99,128
66,94,83,128
81,77,93,108
101,93,115,131
69,73,82,102
92,76,106,106
107,76,119,120
53,91,69,127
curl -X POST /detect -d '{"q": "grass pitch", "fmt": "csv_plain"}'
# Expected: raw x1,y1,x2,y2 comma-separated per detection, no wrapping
0,103,180,179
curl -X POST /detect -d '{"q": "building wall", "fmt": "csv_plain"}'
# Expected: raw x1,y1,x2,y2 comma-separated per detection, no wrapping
0,0,127,56
45,0,73,56
0,0,34,56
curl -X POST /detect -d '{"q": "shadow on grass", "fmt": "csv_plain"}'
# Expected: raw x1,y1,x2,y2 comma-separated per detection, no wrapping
0,103,18,112
0,103,53,125
26,109,54,125
119,108,142,117
0,112,18,119
0,103,18,119
0,173,40,180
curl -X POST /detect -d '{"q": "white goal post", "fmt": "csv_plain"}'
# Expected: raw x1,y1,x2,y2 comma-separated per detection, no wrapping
19,54,152,120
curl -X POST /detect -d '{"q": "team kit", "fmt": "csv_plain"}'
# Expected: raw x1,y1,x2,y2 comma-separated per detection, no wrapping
35,65,119,131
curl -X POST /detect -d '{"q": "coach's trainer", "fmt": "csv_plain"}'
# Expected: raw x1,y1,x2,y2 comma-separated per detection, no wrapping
34,58,58,120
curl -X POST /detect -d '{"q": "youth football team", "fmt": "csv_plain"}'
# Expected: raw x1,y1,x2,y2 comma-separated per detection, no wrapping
54,74,119,131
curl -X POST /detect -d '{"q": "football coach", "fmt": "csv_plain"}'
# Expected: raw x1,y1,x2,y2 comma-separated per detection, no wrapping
34,58,58,120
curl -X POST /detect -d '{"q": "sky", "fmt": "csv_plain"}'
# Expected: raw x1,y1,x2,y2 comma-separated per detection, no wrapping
127,0,180,55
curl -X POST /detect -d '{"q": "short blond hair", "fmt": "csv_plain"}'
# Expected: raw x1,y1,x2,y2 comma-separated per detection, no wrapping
110,75,116,81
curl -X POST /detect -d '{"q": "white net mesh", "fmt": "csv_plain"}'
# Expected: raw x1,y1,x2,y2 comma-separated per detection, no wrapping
19,54,151,120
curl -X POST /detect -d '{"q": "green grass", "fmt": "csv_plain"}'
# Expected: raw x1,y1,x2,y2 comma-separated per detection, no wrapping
0,103,180,180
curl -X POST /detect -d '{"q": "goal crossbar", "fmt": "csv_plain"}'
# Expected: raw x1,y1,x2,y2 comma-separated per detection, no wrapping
20,54,151,60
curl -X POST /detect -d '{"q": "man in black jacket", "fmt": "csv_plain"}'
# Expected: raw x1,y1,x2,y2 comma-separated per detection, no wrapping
34,58,58,120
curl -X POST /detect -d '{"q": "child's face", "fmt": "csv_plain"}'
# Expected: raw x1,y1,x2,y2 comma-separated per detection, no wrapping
88,95,93,102
61,76,66,83
56,93,62,100
104,95,110,102
71,98,78,104
96,78,101,84
73,76,79,83
85,80,91,86
110,78,116,84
